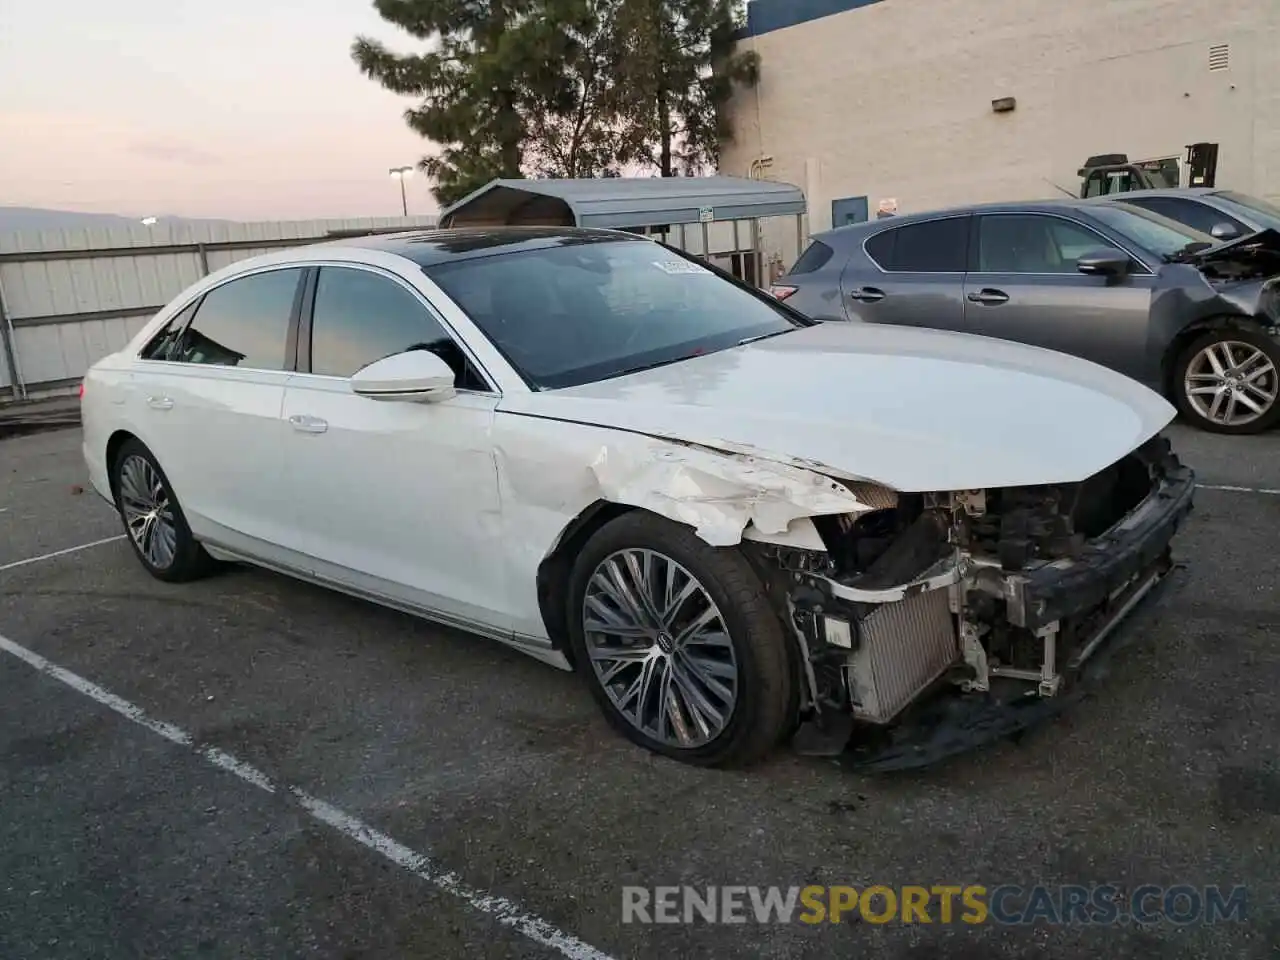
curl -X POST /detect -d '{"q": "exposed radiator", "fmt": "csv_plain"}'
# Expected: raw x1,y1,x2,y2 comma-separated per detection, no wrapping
846,588,959,724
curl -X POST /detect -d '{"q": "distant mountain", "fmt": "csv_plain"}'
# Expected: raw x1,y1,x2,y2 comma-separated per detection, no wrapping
0,206,231,234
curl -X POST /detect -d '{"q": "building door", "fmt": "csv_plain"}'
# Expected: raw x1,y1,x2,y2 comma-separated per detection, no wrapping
832,196,869,227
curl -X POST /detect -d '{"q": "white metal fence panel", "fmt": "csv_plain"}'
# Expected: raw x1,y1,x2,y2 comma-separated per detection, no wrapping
0,215,438,402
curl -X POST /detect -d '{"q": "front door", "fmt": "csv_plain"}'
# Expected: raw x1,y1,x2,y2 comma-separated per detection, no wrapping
962,213,1156,382
279,264,508,630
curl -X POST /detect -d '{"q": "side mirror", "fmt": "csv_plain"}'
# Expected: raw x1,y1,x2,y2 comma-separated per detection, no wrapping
350,350,456,403
1076,248,1132,280
1209,222,1241,241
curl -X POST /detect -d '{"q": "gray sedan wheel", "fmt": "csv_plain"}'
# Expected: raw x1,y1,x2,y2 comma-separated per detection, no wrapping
1174,330,1280,435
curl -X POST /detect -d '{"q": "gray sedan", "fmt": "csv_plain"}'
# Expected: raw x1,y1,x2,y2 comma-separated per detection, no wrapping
1104,188,1280,242
774,198,1280,434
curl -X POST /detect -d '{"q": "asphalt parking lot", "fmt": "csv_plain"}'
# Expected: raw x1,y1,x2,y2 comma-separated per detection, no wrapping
1,424,1278,959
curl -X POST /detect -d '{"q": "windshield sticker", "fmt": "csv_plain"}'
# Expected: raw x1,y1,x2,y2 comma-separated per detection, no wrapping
653,259,712,276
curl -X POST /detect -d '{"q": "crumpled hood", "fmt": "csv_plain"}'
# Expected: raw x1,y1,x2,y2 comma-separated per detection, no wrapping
1175,227,1280,265
1173,228,1280,282
498,322,1176,492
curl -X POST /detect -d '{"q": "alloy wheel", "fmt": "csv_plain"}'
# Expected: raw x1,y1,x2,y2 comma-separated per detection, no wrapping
119,454,178,569
1184,340,1278,428
582,549,739,749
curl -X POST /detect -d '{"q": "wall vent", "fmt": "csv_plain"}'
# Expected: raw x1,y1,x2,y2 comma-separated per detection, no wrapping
1209,43,1230,71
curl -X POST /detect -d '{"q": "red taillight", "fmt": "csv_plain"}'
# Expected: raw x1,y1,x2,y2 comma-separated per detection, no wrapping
769,285,798,302
78,381,85,399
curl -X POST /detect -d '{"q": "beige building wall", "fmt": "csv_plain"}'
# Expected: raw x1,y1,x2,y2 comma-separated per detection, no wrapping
723,0,1280,272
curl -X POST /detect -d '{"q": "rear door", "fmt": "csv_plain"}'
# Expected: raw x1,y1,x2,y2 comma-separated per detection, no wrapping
962,213,1156,380
841,216,970,330
132,266,304,546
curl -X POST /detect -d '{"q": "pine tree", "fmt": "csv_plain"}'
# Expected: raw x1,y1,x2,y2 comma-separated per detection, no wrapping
352,0,536,206
616,0,758,177
518,0,639,178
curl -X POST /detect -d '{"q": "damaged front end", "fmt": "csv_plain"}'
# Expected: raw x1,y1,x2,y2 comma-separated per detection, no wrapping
747,435,1196,771
1173,227,1280,284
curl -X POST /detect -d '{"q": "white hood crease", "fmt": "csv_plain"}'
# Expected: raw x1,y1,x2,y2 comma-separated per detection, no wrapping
589,439,874,547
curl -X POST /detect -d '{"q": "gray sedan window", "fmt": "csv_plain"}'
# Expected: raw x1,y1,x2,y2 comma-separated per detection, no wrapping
976,215,1108,273
865,218,968,272
1125,196,1248,237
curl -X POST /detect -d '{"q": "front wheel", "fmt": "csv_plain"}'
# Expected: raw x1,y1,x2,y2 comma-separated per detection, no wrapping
1172,328,1280,434
566,512,795,768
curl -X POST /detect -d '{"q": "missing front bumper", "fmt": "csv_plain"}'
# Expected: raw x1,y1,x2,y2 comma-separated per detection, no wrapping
785,439,1196,767
993,450,1196,633
841,561,1182,772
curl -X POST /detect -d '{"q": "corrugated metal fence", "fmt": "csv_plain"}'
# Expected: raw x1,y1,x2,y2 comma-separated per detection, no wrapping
0,213,769,405
0,216,439,403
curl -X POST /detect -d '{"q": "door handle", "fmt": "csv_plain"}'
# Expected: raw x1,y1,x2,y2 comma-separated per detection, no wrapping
146,395,174,411
288,414,328,435
848,286,886,303
967,289,1010,305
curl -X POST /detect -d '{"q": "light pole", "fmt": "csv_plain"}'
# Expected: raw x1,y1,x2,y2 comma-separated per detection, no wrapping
389,166,413,216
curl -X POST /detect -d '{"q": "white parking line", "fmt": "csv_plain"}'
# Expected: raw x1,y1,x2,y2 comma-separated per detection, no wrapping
0,535,126,574
0,632,615,960
1196,483,1280,496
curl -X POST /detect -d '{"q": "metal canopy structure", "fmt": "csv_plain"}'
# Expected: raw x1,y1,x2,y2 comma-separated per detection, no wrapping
438,176,806,230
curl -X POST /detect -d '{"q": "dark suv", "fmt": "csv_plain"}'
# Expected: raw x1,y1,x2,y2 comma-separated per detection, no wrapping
774,198,1280,434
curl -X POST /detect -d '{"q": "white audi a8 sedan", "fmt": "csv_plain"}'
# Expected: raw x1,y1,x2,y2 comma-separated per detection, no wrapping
81,227,1195,769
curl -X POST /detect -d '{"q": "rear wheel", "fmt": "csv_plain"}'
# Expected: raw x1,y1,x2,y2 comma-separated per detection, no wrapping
1172,328,1280,434
112,438,214,582
566,512,795,768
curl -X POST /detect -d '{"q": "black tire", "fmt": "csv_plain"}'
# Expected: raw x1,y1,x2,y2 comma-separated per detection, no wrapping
1171,327,1280,435
566,512,795,768
111,438,214,582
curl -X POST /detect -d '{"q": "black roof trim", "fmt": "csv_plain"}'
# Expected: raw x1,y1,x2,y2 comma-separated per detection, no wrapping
323,226,644,268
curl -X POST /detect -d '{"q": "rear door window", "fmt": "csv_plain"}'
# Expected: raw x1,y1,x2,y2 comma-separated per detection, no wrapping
173,268,304,370
865,217,969,272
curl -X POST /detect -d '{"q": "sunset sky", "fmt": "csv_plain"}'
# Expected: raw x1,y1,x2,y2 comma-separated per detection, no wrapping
0,0,443,221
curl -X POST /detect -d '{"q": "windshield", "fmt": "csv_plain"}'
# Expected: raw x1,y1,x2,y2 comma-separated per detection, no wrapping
424,239,805,390
1215,191,1280,229
1088,203,1214,259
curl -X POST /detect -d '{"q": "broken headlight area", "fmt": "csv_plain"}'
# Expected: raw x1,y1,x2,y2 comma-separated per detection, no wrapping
750,435,1196,769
